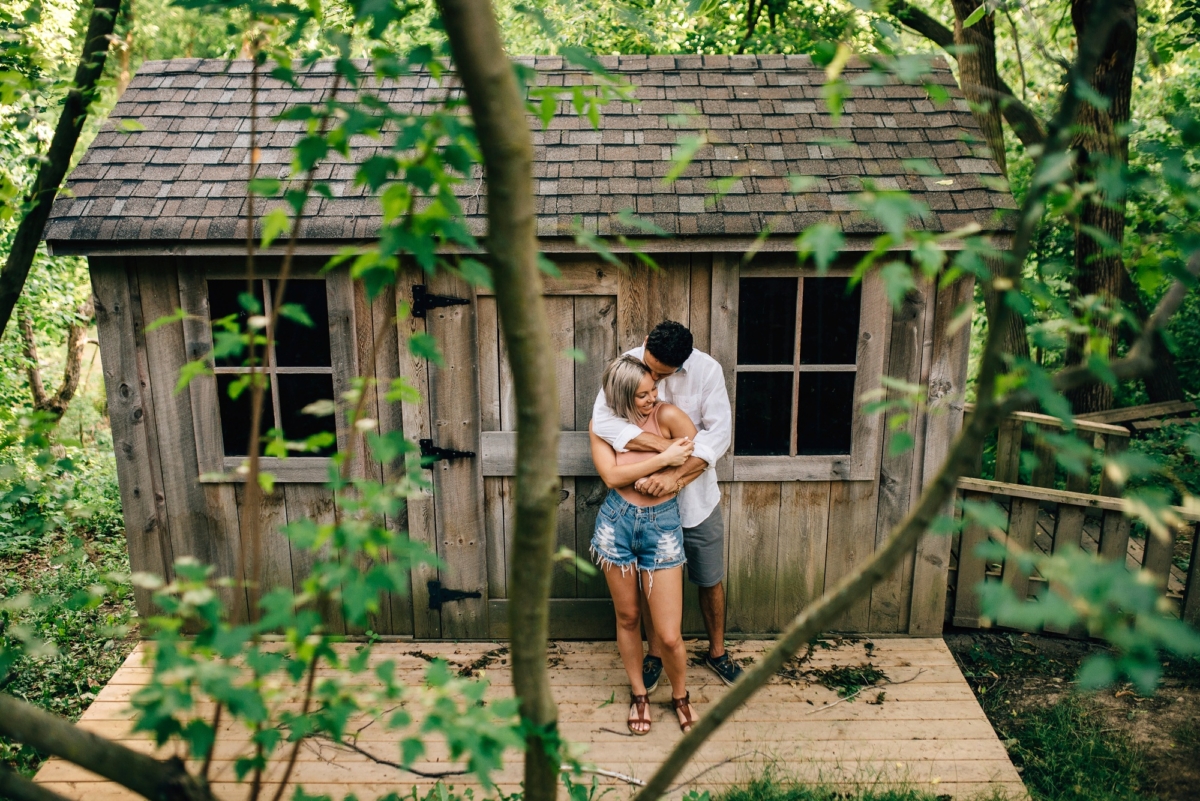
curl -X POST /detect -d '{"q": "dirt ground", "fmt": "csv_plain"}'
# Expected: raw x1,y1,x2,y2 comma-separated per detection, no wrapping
944,630,1200,801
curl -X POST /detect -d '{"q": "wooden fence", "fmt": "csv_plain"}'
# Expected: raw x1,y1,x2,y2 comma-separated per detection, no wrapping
946,408,1200,631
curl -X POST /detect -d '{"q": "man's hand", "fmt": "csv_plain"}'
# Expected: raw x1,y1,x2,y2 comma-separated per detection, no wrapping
635,469,681,498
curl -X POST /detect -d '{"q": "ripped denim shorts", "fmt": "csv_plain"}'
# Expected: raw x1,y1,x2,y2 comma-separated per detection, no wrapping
590,490,687,576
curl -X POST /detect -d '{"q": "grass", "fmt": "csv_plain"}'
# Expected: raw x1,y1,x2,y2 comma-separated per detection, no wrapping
0,526,138,776
713,773,1009,801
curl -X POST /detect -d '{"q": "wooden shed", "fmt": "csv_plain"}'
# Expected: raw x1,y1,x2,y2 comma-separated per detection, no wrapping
45,55,1015,640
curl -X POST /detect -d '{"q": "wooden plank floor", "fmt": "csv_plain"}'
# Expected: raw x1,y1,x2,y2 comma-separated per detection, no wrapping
35,638,1025,800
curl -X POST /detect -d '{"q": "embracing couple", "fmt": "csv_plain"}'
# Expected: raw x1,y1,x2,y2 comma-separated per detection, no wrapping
587,320,741,736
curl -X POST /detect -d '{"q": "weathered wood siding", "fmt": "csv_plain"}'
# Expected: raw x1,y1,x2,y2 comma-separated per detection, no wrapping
94,251,971,637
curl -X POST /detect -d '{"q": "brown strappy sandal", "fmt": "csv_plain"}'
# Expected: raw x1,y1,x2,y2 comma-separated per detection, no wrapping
672,692,697,733
628,692,651,736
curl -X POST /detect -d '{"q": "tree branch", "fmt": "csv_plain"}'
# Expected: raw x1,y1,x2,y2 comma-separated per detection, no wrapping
886,0,1047,146
20,301,94,419
0,0,122,337
630,5,1133,800
0,693,214,801
0,764,78,801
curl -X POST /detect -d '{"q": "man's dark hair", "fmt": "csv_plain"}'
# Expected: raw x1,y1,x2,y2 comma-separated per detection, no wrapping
646,320,693,368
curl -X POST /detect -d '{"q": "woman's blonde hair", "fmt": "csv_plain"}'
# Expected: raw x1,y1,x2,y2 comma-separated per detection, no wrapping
602,355,652,423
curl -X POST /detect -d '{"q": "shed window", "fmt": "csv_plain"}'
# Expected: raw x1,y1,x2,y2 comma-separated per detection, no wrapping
734,276,860,456
208,278,337,458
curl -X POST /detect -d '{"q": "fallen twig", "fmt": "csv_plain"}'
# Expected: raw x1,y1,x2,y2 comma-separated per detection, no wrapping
804,668,926,715
564,765,645,786
306,733,470,779
667,751,757,793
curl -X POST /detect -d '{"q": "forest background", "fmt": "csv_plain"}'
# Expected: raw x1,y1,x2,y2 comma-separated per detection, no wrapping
1,0,1199,794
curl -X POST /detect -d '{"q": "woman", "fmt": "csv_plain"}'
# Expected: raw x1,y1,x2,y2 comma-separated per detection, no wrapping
589,355,699,736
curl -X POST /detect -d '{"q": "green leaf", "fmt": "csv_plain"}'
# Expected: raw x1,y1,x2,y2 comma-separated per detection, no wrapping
248,177,282,197
261,207,291,250
564,348,586,363
797,223,844,273
1076,654,1117,689
145,307,187,333
887,430,915,458
175,359,213,394
408,332,443,366
258,472,276,494
962,5,987,27
663,135,706,185
277,303,314,327
117,118,146,133
457,258,493,291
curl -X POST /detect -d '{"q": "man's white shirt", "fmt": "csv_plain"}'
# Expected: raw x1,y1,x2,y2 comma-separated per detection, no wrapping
590,346,732,528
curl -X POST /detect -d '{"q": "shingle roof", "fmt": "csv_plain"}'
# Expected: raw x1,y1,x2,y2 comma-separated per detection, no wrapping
45,55,1016,249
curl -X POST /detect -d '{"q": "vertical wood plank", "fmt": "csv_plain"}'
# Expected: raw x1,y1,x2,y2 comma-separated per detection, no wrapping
89,258,171,616
952,491,992,628
726,482,781,634
909,275,974,635
1002,498,1039,602
135,263,223,575
825,480,879,631
776,481,830,628
1182,523,1200,627
553,479,578,597
484,477,508,599
372,283,413,636
870,285,927,633
1044,503,1087,636
546,296,576,429
646,254,692,332
424,271,488,638
477,296,502,432
395,269,440,638
616,258,649,352
352,280,384,483
1098,436,1128,498
709,254,738,481
573,295,617,429
1098,509,1131,564
285,484,346,634
236,483,293,596
994,420,1023,484
326,270,359,465
1141,524,1178,597
575,478,609,599
689,254,712,353
848,275,893,480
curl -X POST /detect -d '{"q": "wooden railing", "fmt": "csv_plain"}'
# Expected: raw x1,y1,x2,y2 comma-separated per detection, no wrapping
947,407,1200,632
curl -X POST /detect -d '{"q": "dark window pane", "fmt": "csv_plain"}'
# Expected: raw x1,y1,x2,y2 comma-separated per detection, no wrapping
278,374,338,456
272,280,331,367
217,374,275,457
734,372,793,455
800,278,861,365
208,279,264,367
737,277,797,365
796,372,855,455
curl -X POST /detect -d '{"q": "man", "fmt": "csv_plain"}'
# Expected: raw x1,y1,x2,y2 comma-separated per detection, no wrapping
591,320,742,688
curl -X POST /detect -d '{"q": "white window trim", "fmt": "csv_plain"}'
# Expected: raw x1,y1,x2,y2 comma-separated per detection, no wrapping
179,259,357,484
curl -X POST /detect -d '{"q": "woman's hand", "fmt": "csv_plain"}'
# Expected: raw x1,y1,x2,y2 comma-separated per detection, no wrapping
661,437,694,467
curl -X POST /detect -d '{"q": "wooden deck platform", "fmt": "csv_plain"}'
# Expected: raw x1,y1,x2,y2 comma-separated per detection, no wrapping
35,638,1025,800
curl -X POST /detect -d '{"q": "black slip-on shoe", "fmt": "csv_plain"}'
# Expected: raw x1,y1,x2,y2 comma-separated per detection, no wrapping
642,655,663,694
704,652,743,686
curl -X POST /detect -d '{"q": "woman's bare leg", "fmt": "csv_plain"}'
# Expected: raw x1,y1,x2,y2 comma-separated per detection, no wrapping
604,564,650,732
642,566,688,723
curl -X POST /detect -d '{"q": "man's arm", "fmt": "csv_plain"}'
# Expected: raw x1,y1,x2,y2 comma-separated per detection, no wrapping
590,387,645,452
686,362,732,468
635,454,707,497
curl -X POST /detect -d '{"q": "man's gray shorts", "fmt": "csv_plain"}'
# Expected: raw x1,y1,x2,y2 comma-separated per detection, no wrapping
683,505,725,587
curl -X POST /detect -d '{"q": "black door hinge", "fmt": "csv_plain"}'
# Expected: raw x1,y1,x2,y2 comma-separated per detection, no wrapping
419,438,476,463
412,284,469,318
427,580,482,611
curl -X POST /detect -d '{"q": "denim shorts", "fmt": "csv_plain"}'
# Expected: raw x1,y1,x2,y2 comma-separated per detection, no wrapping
590,490,687,575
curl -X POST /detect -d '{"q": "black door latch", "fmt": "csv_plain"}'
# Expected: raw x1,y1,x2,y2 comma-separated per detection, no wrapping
419,438,476,463
412,284,469,318
427,580,482,611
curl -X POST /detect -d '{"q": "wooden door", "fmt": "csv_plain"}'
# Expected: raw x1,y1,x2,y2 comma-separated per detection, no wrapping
398,271,489,639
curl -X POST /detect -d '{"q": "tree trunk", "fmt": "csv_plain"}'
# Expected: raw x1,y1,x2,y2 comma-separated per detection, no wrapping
887,0,1046,147
950,0,1008,176
0,0,122,338
1064,0,1138,414
19,300,94,419
434,4,562,801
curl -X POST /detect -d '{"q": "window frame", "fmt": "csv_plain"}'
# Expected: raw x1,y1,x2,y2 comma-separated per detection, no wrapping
713,256,891,482
181,259,357,484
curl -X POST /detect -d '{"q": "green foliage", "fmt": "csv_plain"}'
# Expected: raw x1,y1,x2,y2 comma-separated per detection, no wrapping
716,774,950,801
